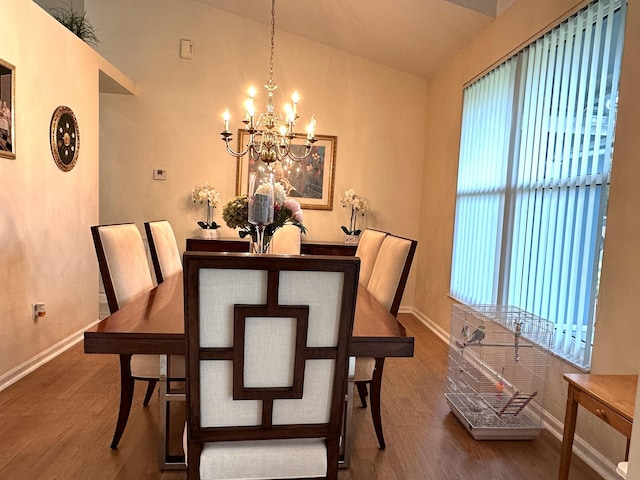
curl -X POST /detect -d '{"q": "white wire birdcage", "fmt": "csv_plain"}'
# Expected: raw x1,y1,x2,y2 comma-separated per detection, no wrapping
445,305,553,440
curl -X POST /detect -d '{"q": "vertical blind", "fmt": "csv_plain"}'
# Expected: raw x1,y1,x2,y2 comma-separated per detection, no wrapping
450,0,626,369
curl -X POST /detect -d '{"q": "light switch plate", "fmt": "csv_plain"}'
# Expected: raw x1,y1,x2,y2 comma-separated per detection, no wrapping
180,39,192,59
153,169,167,180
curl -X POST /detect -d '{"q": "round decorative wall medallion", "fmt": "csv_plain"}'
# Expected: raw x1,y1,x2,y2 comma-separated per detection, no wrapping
50,106,80,172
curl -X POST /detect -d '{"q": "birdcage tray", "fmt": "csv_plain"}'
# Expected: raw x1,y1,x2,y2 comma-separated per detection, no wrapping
445,393,543,440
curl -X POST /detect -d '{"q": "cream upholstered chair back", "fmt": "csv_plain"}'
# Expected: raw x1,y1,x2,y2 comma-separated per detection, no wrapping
355,229,387,288
367,234,417,316
183,253,360,480
91,222,179,449
270,223,301,255
91,223,154,313
144,220,183,284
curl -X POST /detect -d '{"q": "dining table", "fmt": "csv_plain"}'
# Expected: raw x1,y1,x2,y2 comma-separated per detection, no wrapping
84,261,415,469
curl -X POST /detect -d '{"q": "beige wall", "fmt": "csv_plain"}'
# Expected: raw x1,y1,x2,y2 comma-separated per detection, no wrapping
5,0,638,473
0,1,100,382
88,0,426,301
419,0,640,470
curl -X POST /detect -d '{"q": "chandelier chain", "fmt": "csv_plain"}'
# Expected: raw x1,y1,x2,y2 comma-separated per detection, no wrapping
269,0,276,85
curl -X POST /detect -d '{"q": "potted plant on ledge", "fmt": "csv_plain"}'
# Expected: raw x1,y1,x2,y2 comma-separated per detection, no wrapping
340,188,369,245
191,183,221,239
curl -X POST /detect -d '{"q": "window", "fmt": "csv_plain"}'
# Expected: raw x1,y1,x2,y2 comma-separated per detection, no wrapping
450,0,627,369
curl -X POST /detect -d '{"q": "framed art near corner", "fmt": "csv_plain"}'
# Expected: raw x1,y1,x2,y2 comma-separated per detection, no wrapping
0,59,15,159
235,131,337,210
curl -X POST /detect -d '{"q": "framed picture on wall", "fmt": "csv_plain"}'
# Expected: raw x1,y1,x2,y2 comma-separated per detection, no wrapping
235,131,337,210
0,59,15,159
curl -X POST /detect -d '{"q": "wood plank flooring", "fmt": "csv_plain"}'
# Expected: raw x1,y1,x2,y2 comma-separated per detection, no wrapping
0,314,603,479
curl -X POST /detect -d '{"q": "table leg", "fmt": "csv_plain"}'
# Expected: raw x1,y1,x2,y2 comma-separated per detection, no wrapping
339,359,355,469
558,384,579,480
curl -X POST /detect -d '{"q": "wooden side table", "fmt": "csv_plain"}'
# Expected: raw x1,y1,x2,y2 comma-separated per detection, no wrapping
559,374,637,480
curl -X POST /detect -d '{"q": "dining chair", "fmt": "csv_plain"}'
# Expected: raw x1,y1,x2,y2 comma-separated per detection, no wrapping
270,223,301,254
183,252,360,480
144,220,183,284
354,229,387,288
354,232,417,449
91,223,183,449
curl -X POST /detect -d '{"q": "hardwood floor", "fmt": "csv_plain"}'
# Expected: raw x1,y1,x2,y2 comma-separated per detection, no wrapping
0,314,603,480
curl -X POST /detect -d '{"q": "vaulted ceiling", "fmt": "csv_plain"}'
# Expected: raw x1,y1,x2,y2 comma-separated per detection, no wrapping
193,0,516,78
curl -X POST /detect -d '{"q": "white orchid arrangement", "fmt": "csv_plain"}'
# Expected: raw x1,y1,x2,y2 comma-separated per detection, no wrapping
191,183,221,229
340,188,369,236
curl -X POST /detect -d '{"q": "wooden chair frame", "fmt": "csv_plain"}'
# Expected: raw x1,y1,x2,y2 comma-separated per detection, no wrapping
144,220,168,285
354,231,417,449
183,253,360,480
91,223,160,449
144,220,183,285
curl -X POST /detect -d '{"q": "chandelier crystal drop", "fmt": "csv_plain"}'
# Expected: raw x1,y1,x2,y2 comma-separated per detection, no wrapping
220,0,317,163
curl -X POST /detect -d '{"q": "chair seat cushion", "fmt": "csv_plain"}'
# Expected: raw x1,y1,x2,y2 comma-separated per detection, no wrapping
354,356,375,382
130,354,184,379
200,438,327,480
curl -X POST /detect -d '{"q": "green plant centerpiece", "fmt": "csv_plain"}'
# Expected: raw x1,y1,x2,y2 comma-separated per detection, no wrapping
222,183,306,253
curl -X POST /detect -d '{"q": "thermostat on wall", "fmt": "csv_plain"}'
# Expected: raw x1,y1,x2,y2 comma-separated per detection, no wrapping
153,168,167,180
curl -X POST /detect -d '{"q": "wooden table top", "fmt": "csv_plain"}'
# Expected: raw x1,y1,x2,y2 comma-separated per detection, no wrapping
563,373,637,421
84,272,414,359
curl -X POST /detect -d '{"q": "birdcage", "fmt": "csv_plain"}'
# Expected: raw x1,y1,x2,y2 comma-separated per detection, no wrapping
445,305,553,440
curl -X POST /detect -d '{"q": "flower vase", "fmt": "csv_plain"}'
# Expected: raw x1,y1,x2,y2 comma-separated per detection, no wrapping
201,228,219,240
250,226,272,254
344,233,360,245
247,169,275,254
250,236,272,254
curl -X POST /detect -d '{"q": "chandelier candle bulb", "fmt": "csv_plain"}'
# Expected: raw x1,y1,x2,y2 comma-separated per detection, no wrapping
306,115,316,140
223,109,230,132
245,99,254,119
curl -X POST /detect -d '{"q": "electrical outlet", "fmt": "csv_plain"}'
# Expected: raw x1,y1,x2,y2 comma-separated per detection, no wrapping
33,302,46,320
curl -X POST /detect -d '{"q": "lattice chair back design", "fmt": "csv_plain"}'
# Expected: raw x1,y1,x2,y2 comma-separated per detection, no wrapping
91,223,183,449
354,229,387,287
183,253,360,480
270,223,302,255
144,220,183,284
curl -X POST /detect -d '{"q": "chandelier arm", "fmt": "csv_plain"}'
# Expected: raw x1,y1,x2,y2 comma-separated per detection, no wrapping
276,142,290,159
223,136,251,158
285,143,314,161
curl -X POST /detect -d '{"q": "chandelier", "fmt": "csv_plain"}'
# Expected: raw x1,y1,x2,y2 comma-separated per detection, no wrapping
220,0,317,163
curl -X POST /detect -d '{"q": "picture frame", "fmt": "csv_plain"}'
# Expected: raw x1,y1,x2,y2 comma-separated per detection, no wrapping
0,59,15,159
235,131,337,210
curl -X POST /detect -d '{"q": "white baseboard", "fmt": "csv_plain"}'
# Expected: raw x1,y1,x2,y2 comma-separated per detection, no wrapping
405,306,619,480
0,318,102,393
